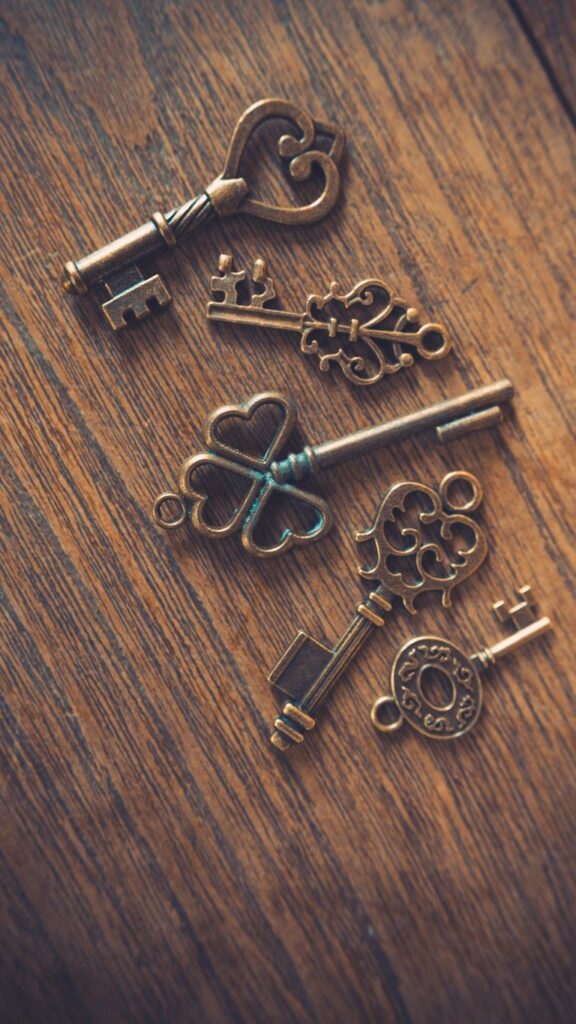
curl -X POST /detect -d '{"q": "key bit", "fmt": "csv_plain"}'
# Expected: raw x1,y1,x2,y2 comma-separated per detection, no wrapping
269,471,488,750
62,99,344,330
207,253,450,386
371,584,552,740
153,381,513,559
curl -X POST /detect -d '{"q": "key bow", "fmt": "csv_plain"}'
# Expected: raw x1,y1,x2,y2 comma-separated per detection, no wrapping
207,97,344,224
153,393,331,558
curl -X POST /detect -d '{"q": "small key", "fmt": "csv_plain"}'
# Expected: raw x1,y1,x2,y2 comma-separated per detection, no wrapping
62,98,344,330
153,380,514,559
371,585,552,740
208,254,450,386
269,471,487,750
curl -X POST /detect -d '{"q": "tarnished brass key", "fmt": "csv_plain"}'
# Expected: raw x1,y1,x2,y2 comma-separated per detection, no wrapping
208,254,450,386
269,471,487,749
371,585,552,740
62,99,344,330
153,380,513,559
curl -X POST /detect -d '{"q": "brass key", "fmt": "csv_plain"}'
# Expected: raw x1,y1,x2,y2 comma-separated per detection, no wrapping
269,472,487,749
371,585,552,740
62,99,344,330
207,254,450,386
153,380,513,559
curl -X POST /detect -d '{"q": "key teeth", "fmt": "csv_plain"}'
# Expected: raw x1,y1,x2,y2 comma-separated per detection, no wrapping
491,584,540,630
250,257,276,308
211,252,276,307
211,253,246,304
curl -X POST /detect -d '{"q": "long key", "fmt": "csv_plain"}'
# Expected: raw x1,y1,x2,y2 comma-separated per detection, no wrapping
153,381,514,559
269,471,487,749
207,253,450,386
371,585,553,740
62,99,344,330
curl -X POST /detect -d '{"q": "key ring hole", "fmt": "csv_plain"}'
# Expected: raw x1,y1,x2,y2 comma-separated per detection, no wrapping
371,696,404,733
153,492,187,530
439,471,483,514
418,325,451,361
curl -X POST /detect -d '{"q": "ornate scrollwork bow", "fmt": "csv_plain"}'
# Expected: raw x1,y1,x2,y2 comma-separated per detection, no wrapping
356,474,487,610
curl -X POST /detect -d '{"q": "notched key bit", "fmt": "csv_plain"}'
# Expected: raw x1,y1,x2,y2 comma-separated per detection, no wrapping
62,99,344,330
371,585,553,740
100,266,172,330
269,471,488,750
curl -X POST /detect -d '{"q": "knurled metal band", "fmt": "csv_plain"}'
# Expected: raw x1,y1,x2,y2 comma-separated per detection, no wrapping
283,703,315,730
152,211,177,247
356,603,386,627
273,717,305,743
166,193,214,238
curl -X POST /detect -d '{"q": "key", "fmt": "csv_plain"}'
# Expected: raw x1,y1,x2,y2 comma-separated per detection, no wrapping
371,585,552,740
153,380,514,559
269,471,488,749
62,98,344,330
207,254,450,386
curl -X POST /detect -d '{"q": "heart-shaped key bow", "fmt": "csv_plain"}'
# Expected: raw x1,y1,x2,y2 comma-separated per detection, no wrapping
154,394,332,558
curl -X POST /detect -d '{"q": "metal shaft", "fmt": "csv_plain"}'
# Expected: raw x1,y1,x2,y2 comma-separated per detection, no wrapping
270,588,390,749
63,193,215,294
207,304,442,353
207,304,305,332
304,614,375,713
485,616,552,663
313,380,514,469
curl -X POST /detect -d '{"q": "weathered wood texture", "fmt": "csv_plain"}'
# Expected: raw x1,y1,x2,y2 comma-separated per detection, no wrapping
1,1,574,1022
513,0,576,120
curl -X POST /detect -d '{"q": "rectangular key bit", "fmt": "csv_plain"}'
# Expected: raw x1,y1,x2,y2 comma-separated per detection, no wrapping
101,266,171,330
269,630,332,703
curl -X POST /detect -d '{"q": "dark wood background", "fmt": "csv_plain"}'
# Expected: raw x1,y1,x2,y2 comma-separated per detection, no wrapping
1,1,574,1021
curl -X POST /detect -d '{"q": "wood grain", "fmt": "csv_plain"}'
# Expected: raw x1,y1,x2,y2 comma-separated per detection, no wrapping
0,1,574,1022
511,0,576,121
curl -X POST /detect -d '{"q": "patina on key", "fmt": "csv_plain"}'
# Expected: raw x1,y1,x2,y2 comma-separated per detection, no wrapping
269,471,487,750
62,99,344,330
208,254,450,386
371,585,552,740
153,380,514,558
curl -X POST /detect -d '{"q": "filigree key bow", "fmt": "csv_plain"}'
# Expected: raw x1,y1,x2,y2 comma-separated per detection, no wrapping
62,98,344,329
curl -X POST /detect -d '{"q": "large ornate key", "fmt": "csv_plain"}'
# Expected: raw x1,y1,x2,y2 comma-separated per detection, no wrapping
208,254,450,385
269,472,487,750
371,585,552,740
153,380,513,558
62,99,344,330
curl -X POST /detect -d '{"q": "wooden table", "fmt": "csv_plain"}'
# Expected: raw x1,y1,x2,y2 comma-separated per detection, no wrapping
1,2,574,1021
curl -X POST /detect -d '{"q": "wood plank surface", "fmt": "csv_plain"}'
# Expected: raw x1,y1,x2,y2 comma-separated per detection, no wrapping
512,0,576,120
0,1,574,1022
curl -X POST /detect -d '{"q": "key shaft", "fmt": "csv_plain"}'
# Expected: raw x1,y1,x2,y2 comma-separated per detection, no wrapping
271,588,391,750
270,380,513,485
472,615,552,670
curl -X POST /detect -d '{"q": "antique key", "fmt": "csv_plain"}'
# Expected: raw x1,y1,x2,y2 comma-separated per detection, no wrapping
269,472,487,749
62,98,344,330
208,254,451,385
371,585,552,740
153,379,513,558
